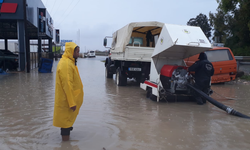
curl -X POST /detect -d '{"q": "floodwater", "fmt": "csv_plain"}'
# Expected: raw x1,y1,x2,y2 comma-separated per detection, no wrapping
0,56,250,150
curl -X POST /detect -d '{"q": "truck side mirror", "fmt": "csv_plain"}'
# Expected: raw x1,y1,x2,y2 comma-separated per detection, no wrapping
103,38,107,47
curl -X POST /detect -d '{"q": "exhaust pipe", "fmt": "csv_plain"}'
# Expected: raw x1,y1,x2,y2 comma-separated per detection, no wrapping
187,83,250,119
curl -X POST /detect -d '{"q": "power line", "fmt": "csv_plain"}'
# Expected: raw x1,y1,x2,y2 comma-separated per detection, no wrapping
51,0,65,16
53,0,77,26
45,0,49,6
56,0,81,27
50,0,59,13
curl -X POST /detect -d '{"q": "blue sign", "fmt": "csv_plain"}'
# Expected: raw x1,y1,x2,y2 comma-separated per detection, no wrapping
0,0,3,4
61,40,72,46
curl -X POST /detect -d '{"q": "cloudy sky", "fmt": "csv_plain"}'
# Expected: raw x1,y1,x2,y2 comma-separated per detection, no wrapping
41,0,219,52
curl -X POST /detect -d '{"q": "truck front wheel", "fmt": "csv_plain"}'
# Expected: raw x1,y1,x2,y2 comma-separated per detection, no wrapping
105,65,113,78
116,68,127,86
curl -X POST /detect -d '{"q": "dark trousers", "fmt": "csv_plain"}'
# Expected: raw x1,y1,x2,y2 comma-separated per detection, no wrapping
194,84,209,105
61,127,73,136
146,38,150,47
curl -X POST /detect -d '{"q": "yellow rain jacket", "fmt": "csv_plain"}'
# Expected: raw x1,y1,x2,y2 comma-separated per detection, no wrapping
53,42,84,128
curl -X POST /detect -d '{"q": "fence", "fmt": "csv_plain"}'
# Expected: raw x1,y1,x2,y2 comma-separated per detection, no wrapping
95,51,109,56
30,52,61,70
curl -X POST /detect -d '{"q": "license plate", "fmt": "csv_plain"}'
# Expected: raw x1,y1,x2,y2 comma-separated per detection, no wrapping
128,67,141,71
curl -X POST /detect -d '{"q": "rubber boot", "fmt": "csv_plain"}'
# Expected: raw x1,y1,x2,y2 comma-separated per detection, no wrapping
196,97,204,105
62,135,70,141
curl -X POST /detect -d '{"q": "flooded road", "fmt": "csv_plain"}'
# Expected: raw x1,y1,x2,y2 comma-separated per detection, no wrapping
0,56,250,150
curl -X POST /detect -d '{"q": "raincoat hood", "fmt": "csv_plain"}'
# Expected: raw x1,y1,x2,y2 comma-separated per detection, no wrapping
198,52,207,60
62,42,78,61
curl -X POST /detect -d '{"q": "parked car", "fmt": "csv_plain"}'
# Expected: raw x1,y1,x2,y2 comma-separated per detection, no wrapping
184,47,237,84
0,49,19,71
87,51,96,58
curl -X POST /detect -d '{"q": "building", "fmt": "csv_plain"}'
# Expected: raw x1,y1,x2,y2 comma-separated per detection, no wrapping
0,0,54,72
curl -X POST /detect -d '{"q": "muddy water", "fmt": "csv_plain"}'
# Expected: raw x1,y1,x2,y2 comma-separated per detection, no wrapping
0,56,250,150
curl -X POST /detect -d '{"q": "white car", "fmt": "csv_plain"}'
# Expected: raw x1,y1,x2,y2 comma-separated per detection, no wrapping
87,51,96,58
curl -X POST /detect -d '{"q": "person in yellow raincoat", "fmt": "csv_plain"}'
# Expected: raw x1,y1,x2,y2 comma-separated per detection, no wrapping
53,42,84,141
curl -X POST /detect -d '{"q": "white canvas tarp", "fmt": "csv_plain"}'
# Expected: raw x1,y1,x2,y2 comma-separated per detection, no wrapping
112,21,164,52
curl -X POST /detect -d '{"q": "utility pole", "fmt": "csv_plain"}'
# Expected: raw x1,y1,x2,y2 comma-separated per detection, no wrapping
24,0,30,73
79,29,81,49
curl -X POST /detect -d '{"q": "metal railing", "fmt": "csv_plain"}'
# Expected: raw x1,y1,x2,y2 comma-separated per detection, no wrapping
30,52,39,69
234,56,250,62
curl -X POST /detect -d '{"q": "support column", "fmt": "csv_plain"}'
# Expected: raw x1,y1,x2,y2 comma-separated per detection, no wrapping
49,38,53,59
17,20,26,71
38,37,42,62
4,39,8,51
23,0,30,73
26,38,30,73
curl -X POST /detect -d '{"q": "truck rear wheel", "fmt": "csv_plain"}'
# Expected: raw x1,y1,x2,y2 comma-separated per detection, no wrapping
116,68,127,86
105,65,113,78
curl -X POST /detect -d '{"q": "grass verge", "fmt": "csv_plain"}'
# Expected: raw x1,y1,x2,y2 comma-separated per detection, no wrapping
240,75,250,81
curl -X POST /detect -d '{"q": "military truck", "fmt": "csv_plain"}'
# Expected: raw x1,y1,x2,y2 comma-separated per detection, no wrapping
104,21,164,86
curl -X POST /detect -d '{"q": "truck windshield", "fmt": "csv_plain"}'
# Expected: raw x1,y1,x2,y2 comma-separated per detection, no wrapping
90,51,94,53
205,49,233,62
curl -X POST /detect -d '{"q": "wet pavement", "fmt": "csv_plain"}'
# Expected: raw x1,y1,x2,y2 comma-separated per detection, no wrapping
0,56,250,150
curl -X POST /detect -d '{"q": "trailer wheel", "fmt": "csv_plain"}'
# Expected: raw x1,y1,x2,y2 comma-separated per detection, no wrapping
105,65,113,78
146,88,152,98
116,68,127,86
146,87,157,101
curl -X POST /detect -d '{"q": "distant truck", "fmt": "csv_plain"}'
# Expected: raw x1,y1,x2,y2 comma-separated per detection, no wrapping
87,51,96,58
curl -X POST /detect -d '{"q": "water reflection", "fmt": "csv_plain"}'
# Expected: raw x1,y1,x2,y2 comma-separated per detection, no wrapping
53,142,80,150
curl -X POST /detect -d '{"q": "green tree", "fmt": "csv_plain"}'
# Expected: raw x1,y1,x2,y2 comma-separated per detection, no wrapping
209,8,231,43
187,13,212,40
210,0,250,56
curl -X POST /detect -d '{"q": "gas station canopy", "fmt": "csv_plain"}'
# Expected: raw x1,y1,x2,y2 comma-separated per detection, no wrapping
0,0,54,72
0,0,53,39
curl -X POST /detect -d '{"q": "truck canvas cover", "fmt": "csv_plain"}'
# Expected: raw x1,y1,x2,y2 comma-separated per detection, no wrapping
112,21,164,52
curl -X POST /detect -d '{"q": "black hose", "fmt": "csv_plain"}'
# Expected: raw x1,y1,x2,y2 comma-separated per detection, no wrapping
187,83,250,119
